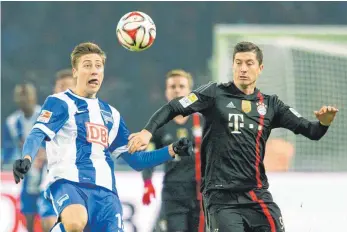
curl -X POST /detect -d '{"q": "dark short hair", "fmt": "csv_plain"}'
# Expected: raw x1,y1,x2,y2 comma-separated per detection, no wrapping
233,41,263,65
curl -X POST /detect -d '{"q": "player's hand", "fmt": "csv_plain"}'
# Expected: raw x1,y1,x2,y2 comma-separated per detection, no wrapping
142,179,155,205
13,158,32,184
314,105,339,126
127,129,153,154
171,138,193,157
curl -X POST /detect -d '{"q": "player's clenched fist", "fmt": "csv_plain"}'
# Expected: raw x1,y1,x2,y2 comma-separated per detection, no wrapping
171,138,193,157
13,158,31,184
314,105,339,126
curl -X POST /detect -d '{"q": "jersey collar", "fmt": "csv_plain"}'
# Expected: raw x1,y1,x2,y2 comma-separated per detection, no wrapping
229,82,260,100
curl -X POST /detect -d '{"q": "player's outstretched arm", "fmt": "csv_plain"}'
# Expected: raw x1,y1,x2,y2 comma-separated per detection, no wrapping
297,105,338,140
127,82,217,153
119,138,193,171
127,103,180,154
13,128,46,184
273,96,338,140
13,95,69,184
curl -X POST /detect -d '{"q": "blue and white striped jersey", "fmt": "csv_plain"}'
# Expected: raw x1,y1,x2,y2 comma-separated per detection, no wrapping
33,89,130,193
3,105,42,161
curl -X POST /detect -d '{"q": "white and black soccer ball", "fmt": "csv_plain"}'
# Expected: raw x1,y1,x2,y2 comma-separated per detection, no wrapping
116,11,156,52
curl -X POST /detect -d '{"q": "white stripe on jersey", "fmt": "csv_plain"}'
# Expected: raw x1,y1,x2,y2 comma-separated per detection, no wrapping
109,107,120,145
109,107,126,158
33,123,55,139
112,145,128,158
45,93,79,185
88,100,113,191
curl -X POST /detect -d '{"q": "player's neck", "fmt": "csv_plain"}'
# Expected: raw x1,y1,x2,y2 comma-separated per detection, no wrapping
72,88,97,99
173,115,189,125
234,82,256,95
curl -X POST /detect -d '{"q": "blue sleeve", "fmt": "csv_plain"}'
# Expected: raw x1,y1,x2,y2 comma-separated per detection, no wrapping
120,147,173,171
33,96,69,141
2,122,16,163
109,116,130,155
108,116,173,171
22,128,46,160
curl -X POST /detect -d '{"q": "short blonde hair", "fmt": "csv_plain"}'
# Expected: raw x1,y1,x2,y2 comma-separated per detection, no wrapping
70,42,106,69
166,69,193,88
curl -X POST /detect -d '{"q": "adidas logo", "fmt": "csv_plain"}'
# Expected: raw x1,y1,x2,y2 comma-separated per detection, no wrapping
226,101,236,108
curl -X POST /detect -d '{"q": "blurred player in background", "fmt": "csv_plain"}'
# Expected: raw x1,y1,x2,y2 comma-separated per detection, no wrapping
2,84,41,166
127,41,338,232
53,69,76,94
3,83,45,232
13,42,193,232
37,69,76,232
141,69,205,232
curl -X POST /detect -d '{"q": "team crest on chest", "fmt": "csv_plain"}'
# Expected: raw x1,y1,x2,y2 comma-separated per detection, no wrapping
100,110,113,124
256,102,267,116
241,100,252,113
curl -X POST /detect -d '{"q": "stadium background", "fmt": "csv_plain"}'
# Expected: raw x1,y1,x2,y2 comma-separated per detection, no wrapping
1,2,347,232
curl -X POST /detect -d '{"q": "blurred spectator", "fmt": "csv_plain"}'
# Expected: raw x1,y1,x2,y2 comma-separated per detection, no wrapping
264,139,295,172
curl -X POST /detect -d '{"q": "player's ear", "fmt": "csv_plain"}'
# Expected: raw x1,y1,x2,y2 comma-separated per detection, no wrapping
165,88,170,101
259,64,264,73
72,68,77,79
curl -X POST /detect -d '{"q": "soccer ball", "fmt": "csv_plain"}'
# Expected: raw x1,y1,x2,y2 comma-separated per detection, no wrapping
116,11,156,52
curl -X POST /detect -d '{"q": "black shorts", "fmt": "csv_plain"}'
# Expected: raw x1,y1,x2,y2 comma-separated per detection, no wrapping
203,188,285,232
162,198,202,232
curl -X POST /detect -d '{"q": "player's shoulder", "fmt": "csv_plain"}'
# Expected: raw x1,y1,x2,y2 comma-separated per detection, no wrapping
216,81,237,91
256,88,278,99
260,92,278,100
258,91,282,106
217,81,232,88
193,81,218,96
49,91,69,102
43,92,71,110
